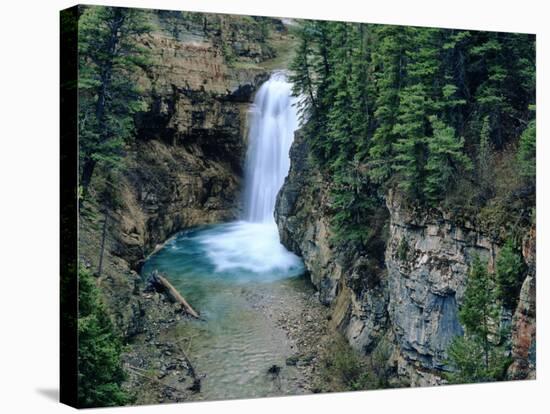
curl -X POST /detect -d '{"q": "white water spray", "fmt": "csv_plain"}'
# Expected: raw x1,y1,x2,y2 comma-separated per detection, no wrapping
198,72,303,274
244,72,298,223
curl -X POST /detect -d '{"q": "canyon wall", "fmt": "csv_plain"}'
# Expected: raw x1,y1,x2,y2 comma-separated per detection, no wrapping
275,130,536,385
77,12,291,403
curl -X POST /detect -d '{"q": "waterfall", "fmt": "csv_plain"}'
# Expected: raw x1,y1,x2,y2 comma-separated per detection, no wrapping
243,72,298,223
195,72,303,275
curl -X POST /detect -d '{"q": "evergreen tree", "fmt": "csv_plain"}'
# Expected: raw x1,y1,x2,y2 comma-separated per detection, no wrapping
289,20,334,165
517,115,536,185
459,256,499,362
368,26,409,185
78,6,151,194
424,116,472,204
331,159,377,245
288,19,535,246
325,22,354,168
439,30,470,131
78,267,131,407
289,21,319,120
446,257,510,383
496,239,526,309
392,83,429,199
349,23,372,159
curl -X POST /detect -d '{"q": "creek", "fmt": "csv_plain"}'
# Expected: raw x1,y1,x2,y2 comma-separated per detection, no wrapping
142,73,318,400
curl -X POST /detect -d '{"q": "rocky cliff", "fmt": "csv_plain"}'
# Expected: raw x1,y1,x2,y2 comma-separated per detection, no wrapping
80,12,287,331
78,12,292,403
275,130,536,385
508,226,536,380
276,131,389,357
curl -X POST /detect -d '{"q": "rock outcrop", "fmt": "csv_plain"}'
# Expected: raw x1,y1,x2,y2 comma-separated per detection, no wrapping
276,131,389,355
385,191,496,385
275,130,536,386
81,11,277,315
508,226,536,379
78,12,290,403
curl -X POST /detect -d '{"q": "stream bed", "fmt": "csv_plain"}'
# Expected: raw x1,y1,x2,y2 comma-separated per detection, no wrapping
139,73,331,401
141,221,328,401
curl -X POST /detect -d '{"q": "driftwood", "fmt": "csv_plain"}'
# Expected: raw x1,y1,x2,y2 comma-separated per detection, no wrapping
148,270,200,319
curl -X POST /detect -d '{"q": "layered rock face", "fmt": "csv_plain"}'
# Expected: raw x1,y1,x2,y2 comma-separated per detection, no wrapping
275,131,342,303
116,16,271,270
80,13,280,336
508,226,536,379
276,132,389,355
275,130,536,385
77,13,288,403
385,191,494,385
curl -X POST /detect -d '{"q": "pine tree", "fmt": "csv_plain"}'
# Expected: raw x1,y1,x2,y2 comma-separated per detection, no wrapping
368,26,409,185
78,5,151,194
325,22,354,168
78,267,131,407
349,23,372,159
446,256,510,383
289,21,319,121
477,115,493,197
459,257,498,362
289,20,334,165
392,83,429,199
424,116,472,204
496,239,526,309
517,114,536,185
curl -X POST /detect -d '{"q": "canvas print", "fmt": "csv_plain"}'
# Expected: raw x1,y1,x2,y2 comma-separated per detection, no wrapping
60,4,536,408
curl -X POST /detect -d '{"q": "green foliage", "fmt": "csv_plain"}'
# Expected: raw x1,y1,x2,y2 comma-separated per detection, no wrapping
330,159,377,245
459,256,499,341
477,115,493,197
446,336,510,384
446,256,511,384
424,116,472,203
392,84,429,199
78,5,151,191
496,239,526,309
78,267,131,407
318,335,392,392
289,21,535,216
368,26,409,185
517,115,536,184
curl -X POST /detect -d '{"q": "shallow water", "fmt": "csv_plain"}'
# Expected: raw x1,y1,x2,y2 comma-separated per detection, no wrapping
141,221,311,400
140,73,308,400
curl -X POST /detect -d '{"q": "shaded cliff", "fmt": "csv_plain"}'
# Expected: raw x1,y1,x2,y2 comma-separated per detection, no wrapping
275,129,536,385
276,131,389,356
78,10,295,404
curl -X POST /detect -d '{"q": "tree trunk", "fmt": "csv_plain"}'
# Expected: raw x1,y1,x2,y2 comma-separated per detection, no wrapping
148,271,200,319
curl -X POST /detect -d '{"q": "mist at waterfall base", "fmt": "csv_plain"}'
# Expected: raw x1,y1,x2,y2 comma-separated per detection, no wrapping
196,71,302,277
141,73,308,400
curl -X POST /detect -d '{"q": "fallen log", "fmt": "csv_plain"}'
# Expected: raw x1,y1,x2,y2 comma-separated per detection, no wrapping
147,270,200,319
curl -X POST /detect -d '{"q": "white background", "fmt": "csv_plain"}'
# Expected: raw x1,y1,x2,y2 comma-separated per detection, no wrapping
0,0,547,412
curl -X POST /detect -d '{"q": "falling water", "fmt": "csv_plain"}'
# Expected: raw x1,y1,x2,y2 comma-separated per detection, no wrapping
244,72,298,223
193,72,302,274
141,72,307,400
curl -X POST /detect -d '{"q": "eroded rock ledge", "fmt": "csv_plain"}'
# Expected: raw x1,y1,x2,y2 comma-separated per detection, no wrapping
79,13,287,403
275,130,536,386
